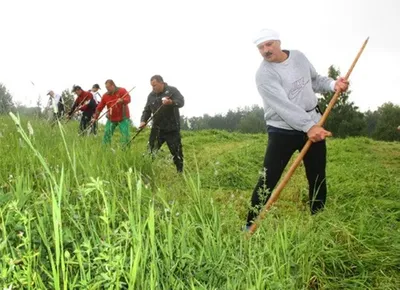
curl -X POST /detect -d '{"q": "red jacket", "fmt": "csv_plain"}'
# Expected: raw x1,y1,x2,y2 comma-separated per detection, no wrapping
94,87,131,122
69,91,95,114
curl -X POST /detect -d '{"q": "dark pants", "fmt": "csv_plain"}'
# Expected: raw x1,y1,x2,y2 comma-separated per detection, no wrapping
52,112,62,121
50,104,64,127
80,113,96,135
57,102,65,118
148,129,184,172
246,132,327,226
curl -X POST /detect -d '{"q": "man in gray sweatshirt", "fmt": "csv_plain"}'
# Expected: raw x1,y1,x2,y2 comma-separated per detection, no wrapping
246,29,349,228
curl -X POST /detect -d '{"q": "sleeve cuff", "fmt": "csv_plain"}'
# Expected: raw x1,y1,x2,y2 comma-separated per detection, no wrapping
302,121,316,133
330,80,336,92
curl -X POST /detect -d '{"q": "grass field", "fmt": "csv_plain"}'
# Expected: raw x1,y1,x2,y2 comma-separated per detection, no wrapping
0,114,399,289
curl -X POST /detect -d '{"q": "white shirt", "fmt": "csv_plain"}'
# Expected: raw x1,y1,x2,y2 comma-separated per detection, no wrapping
91,91,102,103
47,93,62,113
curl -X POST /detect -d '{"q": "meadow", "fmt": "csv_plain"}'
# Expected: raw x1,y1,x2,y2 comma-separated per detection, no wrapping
0,114,399,289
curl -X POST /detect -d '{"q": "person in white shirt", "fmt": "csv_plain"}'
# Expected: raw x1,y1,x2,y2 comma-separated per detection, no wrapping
46,90,64,121
245,29,349,229
91,84,102,104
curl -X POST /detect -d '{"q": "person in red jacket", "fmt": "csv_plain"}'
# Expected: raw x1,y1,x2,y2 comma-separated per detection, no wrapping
67,85,97,135
92,79,131,145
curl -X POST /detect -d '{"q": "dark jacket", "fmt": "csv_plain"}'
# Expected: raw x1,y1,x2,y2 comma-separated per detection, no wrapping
141,84,184,132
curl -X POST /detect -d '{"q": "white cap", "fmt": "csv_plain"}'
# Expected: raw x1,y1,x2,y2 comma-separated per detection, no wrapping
253,29,280,46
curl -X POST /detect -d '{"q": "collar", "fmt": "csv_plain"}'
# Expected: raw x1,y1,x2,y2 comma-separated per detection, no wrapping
109,87,120,95
155,83,169,96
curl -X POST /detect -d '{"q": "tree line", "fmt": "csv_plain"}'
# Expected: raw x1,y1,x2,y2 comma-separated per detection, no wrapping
179,101,400,141
1,65,400,141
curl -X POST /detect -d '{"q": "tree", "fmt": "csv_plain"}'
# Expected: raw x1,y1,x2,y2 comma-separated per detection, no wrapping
225,108,244,131
61,89,75,112
36,94,43,118
0,83,15,114
363,110,379,138
208,113,227,130
372,102,400,141
238,105,265,133
318,65,366,138
181,105,266,133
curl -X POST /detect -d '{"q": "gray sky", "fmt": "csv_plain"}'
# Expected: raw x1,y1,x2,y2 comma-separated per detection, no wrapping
1,0,399,125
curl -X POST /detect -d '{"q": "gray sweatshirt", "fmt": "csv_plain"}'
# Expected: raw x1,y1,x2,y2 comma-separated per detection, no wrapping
256,50,336,132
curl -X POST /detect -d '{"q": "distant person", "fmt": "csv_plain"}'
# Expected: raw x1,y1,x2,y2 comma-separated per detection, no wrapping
140,75,185,173
245,29,349,229
91,83,102,104
90,84,102,129
91,79,131,146
67,85,97,135
46,90,64,122
397,125,400,132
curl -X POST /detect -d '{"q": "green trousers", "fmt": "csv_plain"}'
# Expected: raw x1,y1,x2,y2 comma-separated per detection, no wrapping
103,118,130,146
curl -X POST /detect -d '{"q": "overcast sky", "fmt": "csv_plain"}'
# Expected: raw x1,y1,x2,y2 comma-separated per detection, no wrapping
0,0,399,125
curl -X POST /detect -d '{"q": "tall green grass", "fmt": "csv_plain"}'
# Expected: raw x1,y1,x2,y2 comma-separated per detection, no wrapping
0,115,399,289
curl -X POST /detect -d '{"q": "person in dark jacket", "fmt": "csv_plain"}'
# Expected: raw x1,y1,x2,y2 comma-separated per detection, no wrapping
140,75,185,172
67,85,97,135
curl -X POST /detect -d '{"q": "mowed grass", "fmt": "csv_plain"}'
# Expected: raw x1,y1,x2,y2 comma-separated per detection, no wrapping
0,115,399,289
